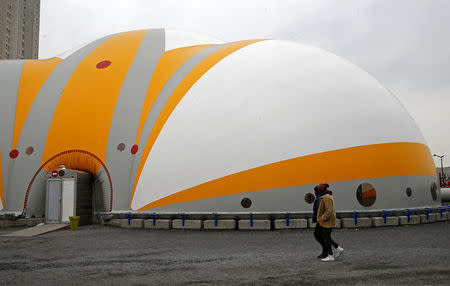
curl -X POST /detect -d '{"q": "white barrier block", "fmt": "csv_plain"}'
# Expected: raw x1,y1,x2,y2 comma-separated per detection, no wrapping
144,219,172,229
372,217,399,227
238,220,271,230
274,219,307,229
104,219,122,227
436,212,448,221
172,219,202,229
341,217,372,228
130,219,144,228
420,213,437,223
204,220,236,230
334,218,341,229
399,215,420,225
120,219,131,228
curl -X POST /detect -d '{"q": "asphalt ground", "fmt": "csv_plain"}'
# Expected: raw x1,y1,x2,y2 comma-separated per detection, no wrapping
0,221,449,286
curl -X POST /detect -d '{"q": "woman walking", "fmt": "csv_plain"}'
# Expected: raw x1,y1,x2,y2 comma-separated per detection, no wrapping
313,183,344,262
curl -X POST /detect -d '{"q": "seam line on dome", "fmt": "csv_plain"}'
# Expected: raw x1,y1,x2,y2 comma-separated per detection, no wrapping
104,29,165,210
131,40,264,207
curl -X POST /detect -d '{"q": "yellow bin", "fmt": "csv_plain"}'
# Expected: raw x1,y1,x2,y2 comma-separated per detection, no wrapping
69,216,80,231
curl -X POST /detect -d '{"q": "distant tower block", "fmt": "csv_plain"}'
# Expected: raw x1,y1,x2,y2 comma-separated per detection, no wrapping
0,0,40,59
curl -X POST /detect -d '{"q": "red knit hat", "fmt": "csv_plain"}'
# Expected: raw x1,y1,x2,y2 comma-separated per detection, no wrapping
317,183,329,192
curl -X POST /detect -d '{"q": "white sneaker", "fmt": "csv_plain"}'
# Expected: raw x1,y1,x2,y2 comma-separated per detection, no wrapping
321,255,335,262
334,247,344,258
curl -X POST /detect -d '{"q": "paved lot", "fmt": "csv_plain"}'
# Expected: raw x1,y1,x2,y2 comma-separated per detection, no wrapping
0,222,449,285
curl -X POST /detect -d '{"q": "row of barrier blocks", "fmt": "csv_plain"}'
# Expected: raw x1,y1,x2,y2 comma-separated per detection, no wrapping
0,218,45,228
103,211,449,230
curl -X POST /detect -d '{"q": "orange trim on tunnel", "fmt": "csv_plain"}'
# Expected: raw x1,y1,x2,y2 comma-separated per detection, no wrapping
131,40,264,205
13,58,62,149
135,44,214,144
138,142,437,210
42,30,148,173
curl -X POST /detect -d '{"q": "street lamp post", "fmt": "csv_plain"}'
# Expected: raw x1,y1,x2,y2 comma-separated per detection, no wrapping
433,154,445,184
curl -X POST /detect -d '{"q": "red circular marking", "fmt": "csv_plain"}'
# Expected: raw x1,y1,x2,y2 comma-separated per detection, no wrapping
51,171,58,178
131,145,139,154
9,149,19,159
96,60,111,69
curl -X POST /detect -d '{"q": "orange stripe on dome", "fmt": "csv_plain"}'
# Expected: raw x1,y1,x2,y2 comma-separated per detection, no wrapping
138,142,437,210
131,40,264,205
135,44,214,144
42,30,148,173
12,58,62,149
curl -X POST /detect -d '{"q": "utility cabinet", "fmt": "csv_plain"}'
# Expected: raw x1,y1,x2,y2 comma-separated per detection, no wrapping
45,168,92,225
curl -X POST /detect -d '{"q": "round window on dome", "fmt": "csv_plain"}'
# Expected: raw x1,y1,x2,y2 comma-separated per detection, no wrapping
356,183,376,207
25,146,34,155
304,193,315,204
241,198,252,208
406,187,412,197
117,143,125,152
430,182,438,201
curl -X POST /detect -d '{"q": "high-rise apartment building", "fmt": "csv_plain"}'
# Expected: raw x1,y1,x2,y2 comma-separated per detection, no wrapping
0,0,40,59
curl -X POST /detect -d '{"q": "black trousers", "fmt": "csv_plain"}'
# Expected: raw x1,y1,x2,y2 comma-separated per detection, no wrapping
314,223,338,255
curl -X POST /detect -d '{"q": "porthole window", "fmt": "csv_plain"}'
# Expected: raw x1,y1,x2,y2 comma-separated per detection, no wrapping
241,198,252,208
25,146,34,155
305,193,315,204
356,183,376,207
430,182,438,201
406,187,412,197
58,170,65,177
117,143,125,152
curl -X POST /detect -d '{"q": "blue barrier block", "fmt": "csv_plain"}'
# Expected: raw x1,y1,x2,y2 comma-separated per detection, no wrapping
354,211,359,225
286,212,290,226
214,213,218,227
439,207,444,218
127,213,131,225
407,209,413,222
250,213,253,227
426,208,432,219
383,210,389,224
152,213,156,226
181,213,185,227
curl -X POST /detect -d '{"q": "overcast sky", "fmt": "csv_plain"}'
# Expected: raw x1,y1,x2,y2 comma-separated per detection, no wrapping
39,0,450,167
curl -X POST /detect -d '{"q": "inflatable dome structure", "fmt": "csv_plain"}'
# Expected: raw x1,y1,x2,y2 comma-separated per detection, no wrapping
0,29,440,219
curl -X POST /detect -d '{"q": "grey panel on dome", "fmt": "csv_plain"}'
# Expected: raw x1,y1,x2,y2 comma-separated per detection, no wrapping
145,175,440,213
130,44,226,200
105,29,165,210
0,60,24,206
6,35,112,214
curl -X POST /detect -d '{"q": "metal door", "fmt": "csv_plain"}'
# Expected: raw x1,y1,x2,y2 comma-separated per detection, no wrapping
46,179,61,223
